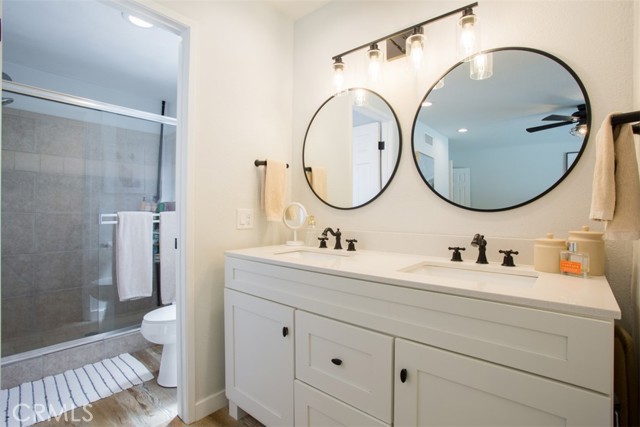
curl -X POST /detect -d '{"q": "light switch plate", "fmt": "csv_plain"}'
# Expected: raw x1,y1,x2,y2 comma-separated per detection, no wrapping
236,208,254,230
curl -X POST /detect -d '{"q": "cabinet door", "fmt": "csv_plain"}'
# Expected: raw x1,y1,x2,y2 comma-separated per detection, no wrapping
394,339,611,427
224,289,294,427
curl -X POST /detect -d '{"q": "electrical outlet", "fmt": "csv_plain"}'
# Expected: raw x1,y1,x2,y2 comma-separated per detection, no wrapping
236,208,254,230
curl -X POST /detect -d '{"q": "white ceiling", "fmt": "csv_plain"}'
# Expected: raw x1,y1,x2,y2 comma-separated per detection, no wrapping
2,0,328,110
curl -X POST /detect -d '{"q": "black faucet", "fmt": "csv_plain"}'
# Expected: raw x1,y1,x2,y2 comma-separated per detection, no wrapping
499,250,519,267
471,233,488,264
322,227,342,250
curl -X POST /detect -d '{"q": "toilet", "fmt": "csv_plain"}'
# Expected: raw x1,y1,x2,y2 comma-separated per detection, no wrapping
140,304,177,387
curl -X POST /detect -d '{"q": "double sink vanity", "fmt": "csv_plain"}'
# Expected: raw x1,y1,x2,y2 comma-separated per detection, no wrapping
224,245,620,426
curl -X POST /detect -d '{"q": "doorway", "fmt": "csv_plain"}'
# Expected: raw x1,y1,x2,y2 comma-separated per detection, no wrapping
1,0,191,421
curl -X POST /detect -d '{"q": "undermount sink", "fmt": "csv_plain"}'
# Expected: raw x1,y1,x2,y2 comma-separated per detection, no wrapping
274,249,355,262
400,262,538,287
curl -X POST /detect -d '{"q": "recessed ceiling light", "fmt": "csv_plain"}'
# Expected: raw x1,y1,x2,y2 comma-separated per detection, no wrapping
422,101,432,107
458,128,468,133
122,12,153,29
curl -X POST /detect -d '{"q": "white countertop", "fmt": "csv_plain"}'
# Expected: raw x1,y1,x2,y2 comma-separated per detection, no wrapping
225,245,621,321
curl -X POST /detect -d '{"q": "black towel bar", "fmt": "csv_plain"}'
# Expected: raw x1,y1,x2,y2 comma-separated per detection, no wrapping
254,159,289,168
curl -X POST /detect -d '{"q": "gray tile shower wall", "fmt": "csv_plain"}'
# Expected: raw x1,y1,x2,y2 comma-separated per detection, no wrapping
1,107,171,357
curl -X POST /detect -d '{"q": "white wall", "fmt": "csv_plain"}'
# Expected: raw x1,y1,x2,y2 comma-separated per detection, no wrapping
150,0,293,420
293,1,636,331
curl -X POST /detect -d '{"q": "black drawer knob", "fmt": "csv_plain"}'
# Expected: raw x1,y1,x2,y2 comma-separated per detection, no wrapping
331,358,343,366
282,327,289,337
400,368,408,383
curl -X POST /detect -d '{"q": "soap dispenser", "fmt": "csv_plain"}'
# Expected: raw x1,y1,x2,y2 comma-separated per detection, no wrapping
304,215,318,247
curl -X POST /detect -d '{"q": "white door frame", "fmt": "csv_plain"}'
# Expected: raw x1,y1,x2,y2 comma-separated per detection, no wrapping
109,0,196,422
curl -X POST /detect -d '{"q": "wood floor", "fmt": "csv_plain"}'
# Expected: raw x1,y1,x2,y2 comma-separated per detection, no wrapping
36,346,263,427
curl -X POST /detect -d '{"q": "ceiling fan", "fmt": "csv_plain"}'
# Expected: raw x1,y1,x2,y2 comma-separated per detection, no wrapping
526,104,587,133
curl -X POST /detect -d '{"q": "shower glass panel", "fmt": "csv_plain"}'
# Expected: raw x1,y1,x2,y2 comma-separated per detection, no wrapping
1,89,176,357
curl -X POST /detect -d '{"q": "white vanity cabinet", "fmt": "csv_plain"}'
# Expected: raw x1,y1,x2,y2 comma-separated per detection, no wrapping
224,247,619,427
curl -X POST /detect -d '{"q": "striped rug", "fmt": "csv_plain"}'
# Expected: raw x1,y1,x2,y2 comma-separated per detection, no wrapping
1,353,153,427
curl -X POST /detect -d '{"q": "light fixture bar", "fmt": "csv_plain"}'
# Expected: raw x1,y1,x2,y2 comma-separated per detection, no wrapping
331,2,478,61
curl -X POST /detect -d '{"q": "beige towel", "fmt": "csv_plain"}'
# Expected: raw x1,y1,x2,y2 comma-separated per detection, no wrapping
264,159,286,222
310,166,328,200
590,114,640,240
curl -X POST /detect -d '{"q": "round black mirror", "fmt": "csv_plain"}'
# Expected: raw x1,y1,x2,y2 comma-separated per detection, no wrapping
412,47,590,211
303,88,402,209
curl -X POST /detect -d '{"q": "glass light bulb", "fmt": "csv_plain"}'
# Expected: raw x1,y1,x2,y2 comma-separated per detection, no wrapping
457,10,478,61
332,59,345,93
367,47,383,83
470,52,493,80
353,89,367,107
459,27,476,59
407,34,425,70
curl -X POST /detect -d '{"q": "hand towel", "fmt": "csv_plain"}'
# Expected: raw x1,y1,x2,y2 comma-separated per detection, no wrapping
116,211,154,301
590,114,640,240
311,166,328,200
264,159,286,222
160,211,178,304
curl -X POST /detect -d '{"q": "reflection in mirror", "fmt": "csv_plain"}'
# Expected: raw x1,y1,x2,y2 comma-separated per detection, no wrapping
412,47,590,211
283,202,307,246
304,88,401,209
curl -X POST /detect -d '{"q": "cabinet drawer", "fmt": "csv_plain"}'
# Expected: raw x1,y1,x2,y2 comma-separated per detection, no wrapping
295,311,393,424
294,381,390,427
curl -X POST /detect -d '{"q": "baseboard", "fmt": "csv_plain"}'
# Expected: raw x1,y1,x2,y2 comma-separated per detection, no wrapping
194,389,228,421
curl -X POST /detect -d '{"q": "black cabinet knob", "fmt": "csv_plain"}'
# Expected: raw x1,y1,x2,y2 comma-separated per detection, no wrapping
331,358,343,366
400,368,408,383
282,326,288,337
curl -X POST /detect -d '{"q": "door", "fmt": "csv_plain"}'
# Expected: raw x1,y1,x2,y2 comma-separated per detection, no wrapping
352,122,381,205
394,339,610,427
224,289,294,427
452,167,471,206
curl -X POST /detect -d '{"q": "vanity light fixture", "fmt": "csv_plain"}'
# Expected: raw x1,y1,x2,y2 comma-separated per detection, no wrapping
330,2,479,93
332,57,345,92
470,52,493,80
457,7,479,61
406,27,426,70
367,44,383,83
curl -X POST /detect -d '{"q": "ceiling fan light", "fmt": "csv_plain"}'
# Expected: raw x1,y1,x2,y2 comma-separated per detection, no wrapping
570,123,587,137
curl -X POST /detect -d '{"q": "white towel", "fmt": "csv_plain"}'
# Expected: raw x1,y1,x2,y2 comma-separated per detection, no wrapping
264,159,286,222
116,212,154,301
590,114,640,240
160,211,177,304
310,166,328,200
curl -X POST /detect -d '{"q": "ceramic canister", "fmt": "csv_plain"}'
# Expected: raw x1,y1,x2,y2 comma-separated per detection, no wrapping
534,233,567,273
568,225,605,276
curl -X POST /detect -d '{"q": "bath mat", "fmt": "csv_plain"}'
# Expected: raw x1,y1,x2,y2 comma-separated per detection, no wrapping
1,353,153,427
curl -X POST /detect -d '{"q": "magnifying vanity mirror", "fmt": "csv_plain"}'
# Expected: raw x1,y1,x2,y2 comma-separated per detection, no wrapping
412,47,590,211
304,88,402,209
283,202,307,246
